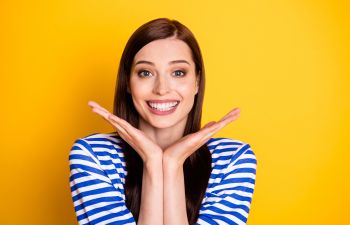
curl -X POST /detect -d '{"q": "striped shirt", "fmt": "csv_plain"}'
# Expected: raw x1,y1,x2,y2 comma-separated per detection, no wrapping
69,132,257,225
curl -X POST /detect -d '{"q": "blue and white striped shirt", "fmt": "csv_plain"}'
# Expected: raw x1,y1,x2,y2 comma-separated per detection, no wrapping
69,132,257,225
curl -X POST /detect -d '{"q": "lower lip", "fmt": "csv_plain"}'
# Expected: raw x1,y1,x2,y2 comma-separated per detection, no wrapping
147,103,179,116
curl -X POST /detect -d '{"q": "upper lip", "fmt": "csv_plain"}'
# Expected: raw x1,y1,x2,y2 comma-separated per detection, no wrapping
147,99,180,103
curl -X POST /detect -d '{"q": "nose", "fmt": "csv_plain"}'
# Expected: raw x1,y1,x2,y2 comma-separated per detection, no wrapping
153,75,170,95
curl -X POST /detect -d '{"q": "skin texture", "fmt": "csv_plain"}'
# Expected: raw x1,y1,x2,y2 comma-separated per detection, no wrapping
87,38,240,225
129,38,199,150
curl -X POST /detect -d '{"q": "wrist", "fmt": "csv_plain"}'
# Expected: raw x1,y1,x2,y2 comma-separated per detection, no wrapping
144,152,163,170
163,153,183,171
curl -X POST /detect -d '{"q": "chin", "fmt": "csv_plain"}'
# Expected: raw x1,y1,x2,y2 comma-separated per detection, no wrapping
149,120,179,129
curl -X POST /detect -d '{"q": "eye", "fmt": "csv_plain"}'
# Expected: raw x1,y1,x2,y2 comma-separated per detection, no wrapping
138,70,153,77
173,70,186,77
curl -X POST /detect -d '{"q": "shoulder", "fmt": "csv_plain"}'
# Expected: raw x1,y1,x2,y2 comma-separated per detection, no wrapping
204,137,257,196
71,132,123,153
73,131,123,147
200,138,257,223
69,132,128,185
69,132,125,167
207,137,257,167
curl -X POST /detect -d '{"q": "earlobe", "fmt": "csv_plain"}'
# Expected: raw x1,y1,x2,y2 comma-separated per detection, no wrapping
195,76,200,94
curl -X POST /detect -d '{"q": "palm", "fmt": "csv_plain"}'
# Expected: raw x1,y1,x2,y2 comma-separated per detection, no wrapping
164,108,240,165
87,100,162,162
88,100,240,165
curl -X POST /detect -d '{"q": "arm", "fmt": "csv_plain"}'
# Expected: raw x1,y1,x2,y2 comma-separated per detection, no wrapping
87,101,242,224
69,139,136,225
70,139,164,225
87,101,164,224
195,144,257,225
162,108,242,225
138,156,164,225
163,156,188,225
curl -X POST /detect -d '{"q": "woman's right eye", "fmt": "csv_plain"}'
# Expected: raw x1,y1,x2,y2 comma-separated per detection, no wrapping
138,70,152,77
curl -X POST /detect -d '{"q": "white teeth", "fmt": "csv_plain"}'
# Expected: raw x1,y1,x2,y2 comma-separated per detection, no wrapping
148,101,179,111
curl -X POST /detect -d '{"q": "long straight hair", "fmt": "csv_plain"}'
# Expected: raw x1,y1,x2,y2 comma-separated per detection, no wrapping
113,18,211,224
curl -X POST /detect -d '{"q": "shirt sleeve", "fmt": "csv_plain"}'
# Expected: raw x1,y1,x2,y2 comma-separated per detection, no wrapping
195,143,257,225
69,138,136,225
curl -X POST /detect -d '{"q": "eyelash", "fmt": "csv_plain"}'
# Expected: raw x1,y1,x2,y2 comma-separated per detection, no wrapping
137,70,187,78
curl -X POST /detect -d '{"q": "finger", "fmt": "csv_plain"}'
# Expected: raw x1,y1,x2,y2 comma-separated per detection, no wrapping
200,123,222,141
88,101,102,110
111,118,132,140
185,123,220,150
182,108,241,151
200,108,239,134
202,121,216,129
210,115,237,134
88,100,106,110
88,100,100,108
108,114,145,146
91,107,112,120
216,108,240,128
116,129,137,150
109,115,143,141
218,113,239,128
88,101,110,115
108,115,148,160
88,101,140,150
89,102,131,134
219,108,240,123
199,111,240,142
89,102,123,126
203,117,235,140
107,115,138,147
90,107,134,143
107,114,133,139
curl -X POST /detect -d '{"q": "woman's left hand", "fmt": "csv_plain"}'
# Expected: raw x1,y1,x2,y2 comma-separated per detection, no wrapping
163,107,241,168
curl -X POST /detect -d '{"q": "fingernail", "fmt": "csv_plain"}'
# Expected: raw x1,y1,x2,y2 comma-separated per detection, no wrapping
229,108,239,115
88,101,96,107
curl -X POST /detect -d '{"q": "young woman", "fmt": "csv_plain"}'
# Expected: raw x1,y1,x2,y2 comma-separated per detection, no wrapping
69,18,257,225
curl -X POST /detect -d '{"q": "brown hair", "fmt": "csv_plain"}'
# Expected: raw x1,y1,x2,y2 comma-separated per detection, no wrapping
113,18,211,224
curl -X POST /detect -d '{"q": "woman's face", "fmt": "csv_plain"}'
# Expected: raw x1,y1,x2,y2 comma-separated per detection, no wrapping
129,38,199,130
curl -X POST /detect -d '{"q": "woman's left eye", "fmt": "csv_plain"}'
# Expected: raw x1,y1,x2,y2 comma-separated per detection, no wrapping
173,70,186,77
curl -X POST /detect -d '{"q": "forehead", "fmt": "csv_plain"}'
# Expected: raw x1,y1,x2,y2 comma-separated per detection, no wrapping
133,38,194,65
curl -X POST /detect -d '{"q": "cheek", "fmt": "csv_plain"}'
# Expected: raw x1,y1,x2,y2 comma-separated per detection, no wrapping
176,80,198,97
129,84,148,113
130,80,150,100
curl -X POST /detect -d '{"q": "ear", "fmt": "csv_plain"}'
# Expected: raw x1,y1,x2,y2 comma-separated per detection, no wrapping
195,75,200,94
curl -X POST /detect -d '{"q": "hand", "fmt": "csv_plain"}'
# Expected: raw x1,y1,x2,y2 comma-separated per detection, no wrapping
87,100,163,163
163,107,241,168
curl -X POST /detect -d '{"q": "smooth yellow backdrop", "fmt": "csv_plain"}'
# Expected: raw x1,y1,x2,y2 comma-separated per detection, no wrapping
1,0,349,224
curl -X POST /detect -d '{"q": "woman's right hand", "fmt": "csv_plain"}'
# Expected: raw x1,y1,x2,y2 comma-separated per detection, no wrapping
87,100,163,164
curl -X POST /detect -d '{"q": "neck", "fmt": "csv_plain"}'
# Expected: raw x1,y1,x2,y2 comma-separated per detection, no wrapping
138,117,187,150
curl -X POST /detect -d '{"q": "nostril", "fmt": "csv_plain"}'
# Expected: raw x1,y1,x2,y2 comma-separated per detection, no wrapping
153,85,170,95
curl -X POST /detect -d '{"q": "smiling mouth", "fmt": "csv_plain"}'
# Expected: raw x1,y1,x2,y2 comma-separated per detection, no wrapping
146,101,180,112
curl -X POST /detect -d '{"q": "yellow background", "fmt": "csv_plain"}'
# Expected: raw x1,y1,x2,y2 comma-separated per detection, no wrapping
1,0,349,224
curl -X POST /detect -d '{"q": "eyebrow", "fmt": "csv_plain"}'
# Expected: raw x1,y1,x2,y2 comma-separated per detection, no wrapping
134,60,191,66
